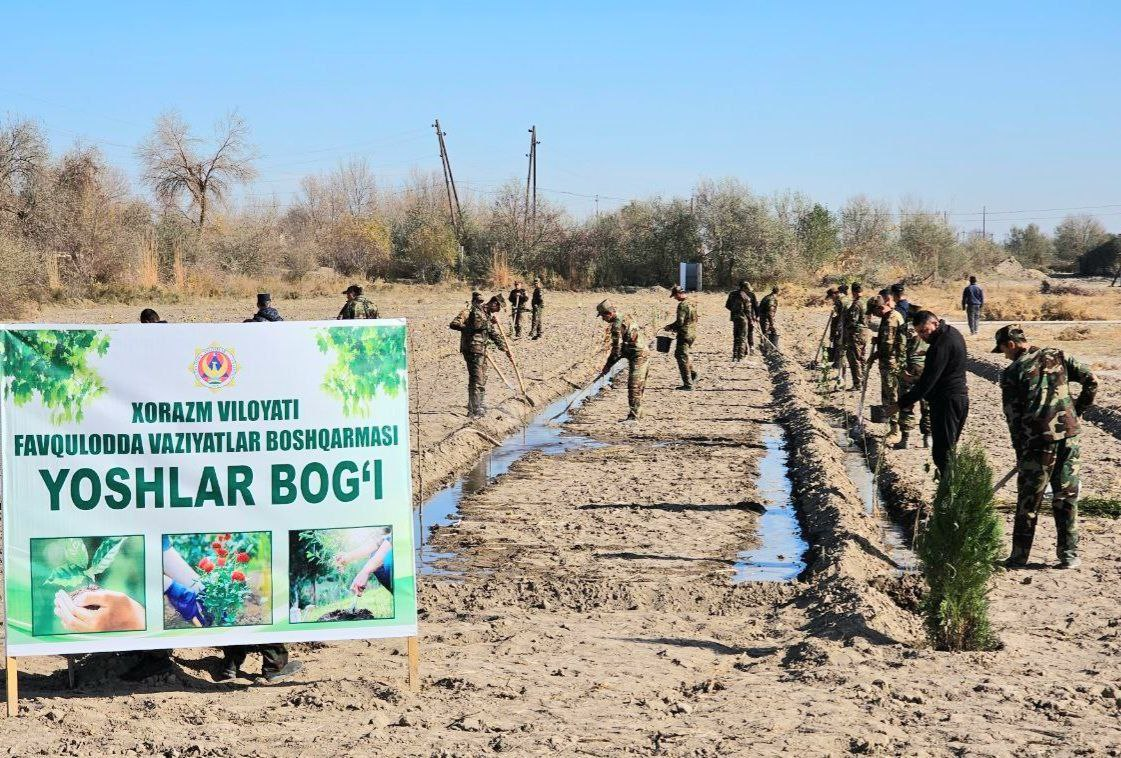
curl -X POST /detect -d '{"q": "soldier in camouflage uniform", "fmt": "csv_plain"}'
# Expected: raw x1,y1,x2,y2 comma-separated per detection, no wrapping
843,283,869,390
508,281,528,338
898,309,932,449
530,278,545,340
724,280,758,361
830,284,851,386
596,300,649,421
338,284,379,320
664,285,699,390
868,295,908,440
996,324,1098,569
758,287,779,351
449,292,511,418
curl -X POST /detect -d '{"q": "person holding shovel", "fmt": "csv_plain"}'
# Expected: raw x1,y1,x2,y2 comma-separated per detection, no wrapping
868,295,909,443
508,281,529,338
530,278,545,339
664,285,699,390
757,287,779,350
449,292,510,418
725,279,758,361
596,300,649,421
995,324,1097,569
843,283,869,391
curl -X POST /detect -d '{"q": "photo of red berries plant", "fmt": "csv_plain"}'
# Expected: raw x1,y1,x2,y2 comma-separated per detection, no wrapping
162,532,272,628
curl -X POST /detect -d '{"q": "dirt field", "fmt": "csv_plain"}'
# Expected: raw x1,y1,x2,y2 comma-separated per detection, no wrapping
6,287,1121,756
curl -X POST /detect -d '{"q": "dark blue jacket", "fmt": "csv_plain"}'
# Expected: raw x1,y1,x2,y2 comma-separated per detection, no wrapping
961,284,984,308
251,307,284,322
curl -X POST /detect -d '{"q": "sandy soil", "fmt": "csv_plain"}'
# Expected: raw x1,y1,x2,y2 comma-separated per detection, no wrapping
5,291,1121,756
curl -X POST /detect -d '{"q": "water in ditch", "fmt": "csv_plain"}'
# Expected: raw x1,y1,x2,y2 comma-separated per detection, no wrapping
833,428,918,574
415,365,623,575
732,424,809,582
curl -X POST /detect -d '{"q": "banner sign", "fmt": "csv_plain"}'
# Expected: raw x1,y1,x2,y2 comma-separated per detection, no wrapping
1,320,416,656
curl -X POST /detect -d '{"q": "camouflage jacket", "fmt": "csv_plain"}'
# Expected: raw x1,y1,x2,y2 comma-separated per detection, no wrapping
759,294,778,319
830,295,850,340
531,286,544,309
603,313,647,372
1000,346,1097,453
901,322,927,383
338,295,379,320
671,298,699,341
724,289,757,320
844,296,868,341
875,309,906,369
450,304,504,355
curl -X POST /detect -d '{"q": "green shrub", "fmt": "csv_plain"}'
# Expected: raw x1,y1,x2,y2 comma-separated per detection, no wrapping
917,440,1003,651
1080,498,1121,519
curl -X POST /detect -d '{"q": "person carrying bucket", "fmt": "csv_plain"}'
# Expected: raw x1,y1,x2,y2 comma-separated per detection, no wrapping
595,300,649,422
663,285,699,390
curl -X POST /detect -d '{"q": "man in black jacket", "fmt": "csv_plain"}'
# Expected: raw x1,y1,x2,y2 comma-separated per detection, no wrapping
887,310,968,476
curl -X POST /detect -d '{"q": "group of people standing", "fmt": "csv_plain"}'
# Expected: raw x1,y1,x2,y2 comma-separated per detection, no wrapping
823,276,1097,570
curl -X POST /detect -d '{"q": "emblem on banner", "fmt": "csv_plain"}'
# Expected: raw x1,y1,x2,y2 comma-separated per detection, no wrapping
191,345,237,389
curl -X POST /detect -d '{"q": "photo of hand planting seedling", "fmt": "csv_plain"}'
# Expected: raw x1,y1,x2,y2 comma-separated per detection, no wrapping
289,527,394,623
31,535,145,635
163,532,272,628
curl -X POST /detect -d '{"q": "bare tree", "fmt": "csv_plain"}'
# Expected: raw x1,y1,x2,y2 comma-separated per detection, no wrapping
0,118,48,220
137,110,257,230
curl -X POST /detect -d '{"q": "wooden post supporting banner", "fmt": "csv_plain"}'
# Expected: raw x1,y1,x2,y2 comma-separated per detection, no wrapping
407,636,420,691
6,657,17,718
67,657,77,689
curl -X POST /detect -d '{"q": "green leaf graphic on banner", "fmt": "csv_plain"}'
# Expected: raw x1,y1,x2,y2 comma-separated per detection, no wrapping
1,329,110,424
88,536,126,577
316,325,406,417
44,565,88,591
63,538,89,568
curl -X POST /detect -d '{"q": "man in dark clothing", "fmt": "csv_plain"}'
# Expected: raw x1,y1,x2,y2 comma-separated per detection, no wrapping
250,293,283,322
891,284,911,321
889,310,969,476
140,308,167,324
509,281,529,338
530,278,544,339
961,275,984,335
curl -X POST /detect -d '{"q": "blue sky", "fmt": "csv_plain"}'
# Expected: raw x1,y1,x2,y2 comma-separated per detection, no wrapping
2,1,1119,237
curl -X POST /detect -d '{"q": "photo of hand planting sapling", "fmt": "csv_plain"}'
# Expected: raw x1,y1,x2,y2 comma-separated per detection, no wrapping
162,532,272,628
289,527,394,622
31,535,145,635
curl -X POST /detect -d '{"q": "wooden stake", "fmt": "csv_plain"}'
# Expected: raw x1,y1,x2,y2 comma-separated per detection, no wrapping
6,657,17,717
67,657,77,689
407,636,420,690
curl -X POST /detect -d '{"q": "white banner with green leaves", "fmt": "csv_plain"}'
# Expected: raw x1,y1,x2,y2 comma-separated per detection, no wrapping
1,320,417,656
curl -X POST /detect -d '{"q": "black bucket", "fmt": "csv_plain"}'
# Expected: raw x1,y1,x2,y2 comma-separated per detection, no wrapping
656,335,673,353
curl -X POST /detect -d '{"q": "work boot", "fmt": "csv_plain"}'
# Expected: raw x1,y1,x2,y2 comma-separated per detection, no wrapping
214,663,242,682
1003,547,1030,569
675,385,694,391
691,369,698,382
1058,556,1082,570
893,433,910,450
922,434,931,449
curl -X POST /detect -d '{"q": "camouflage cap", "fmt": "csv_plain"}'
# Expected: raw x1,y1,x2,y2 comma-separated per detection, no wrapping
992,324,1027,352
596,299,615,316
738,279,750,288
670,284,684,296
471,291,484,303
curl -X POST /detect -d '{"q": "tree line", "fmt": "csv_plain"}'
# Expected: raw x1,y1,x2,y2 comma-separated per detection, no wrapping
1,112,1118,316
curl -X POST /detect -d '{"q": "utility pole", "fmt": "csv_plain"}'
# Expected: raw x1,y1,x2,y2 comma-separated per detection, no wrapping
982,205,987,241
432,119,464,238
523,126,539,240
594,194,599,218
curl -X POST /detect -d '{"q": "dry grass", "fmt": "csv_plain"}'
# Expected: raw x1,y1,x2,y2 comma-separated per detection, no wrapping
901,282,1121,322
1057,326,1092,341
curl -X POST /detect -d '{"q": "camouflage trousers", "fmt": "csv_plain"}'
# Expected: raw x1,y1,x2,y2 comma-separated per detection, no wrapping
880,367,917,431
512,309,524,338
845,333,867,388
626,352,650,419
731,316,753,360
1012,438,1080,563
463,352,488,417
530,306,543,339
758,316,777,352
675,336,696,387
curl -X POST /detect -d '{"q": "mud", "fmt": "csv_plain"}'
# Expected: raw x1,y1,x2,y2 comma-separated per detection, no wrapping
6,293,1121,755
